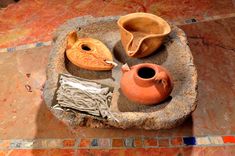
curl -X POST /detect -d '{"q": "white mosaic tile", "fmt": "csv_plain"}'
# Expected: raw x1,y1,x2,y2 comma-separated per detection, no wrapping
27,43,37,49
43,41,52,46
32,139,63,149
208,136,224,145
196,137,210,145
0,48,7,53
15,44,29,51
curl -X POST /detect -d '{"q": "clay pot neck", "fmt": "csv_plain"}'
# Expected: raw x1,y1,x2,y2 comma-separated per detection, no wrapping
134,65,158,87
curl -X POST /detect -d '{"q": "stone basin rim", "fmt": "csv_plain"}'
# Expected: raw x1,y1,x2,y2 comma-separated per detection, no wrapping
43,15,198,130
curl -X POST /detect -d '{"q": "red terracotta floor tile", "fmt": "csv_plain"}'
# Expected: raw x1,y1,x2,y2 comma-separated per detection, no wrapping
183,146,235,156
79,139,91,148
203,146,227,156
48,149,75,156
158,138,170,147
76,148,183,156
0,47,75,139
8,149,47,156
129,148,157,156
0,150,8,156
225,145,235,156
144,138,158,147
124,148,182,156
62,139,76,147
76,149,124,156
112,139,124,147
7,149,75,156
183,147,205,156
107,149,126,156
180,17,235,136
3,147,235,156
134,138,142,147
0,0,235,48
125,148,153,156
158,148,183,156
171,137,183,146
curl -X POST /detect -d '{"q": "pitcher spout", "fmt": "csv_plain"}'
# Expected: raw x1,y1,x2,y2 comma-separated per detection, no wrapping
126,37,139,57
127,38,149,57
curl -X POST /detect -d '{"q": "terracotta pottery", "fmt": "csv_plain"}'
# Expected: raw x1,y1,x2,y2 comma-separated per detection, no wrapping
117,13,171,58
66,31,116,71
120,63,173,105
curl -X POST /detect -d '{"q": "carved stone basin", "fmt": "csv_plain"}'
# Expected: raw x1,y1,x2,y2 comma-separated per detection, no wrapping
43,16,197,130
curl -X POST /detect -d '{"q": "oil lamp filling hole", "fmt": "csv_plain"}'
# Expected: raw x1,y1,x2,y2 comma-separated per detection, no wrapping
138,67,155,79
81,44,91,51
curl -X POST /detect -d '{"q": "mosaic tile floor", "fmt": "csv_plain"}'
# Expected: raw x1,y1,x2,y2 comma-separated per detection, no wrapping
0,0,235,155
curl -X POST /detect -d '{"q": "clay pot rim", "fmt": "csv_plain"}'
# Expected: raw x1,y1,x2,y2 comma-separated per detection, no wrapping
117,12,171,57
134,63,159,82
117,12,171,36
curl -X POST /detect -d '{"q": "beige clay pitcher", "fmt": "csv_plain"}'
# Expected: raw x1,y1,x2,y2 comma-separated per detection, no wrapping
117,13,171,58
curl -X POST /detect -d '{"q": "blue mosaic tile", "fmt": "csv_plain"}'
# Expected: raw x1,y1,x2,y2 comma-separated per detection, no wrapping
7,47,16,52
10,140,22,148
91,139,98,147
183,137,196,145
124,138,134,147
35,42,44,47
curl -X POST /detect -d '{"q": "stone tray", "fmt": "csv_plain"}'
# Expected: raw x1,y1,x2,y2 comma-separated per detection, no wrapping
43,16,197,130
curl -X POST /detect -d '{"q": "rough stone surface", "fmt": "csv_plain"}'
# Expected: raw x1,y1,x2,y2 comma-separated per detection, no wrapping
43,16,197,130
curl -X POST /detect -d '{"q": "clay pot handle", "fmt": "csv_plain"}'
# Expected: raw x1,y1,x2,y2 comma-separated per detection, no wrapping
155,71,169,89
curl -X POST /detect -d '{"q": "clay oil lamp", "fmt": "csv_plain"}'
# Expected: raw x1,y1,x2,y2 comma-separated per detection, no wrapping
117,12,171,58
66,31,117,71
120,63,174,105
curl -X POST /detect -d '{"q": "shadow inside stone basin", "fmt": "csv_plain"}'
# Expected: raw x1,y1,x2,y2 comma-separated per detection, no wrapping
113,40,168,66
117,88,172,112
65,52,113,80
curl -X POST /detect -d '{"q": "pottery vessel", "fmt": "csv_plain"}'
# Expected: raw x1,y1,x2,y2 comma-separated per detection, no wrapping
117,13,171,58
120,63,173,105
66,31,115,71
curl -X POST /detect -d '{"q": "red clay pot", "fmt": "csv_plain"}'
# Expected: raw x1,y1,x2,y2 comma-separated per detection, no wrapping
120,63,173,105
